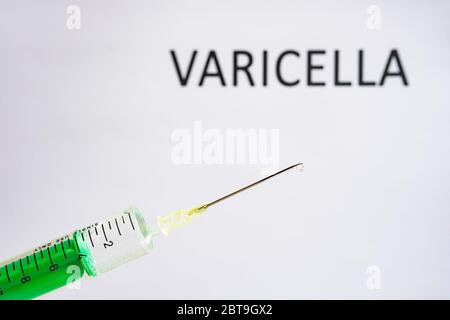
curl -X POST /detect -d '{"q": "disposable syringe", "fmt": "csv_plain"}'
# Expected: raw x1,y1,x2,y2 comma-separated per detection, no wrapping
0,163,302,300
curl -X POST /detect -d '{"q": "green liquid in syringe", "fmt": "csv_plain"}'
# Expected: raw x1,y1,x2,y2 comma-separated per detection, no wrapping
0,207,153,300
0,236,86,300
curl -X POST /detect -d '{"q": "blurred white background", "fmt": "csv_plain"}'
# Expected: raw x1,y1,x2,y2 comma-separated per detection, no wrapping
0,0,449,299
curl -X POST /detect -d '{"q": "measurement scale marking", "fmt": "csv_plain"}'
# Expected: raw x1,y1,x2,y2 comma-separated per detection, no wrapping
115,218,122,236
126,212,135,230
61,242,67,259
19,259,25,276
88,230,94,247
102,224,108,241
74,235,81,252
47,248,53,265
33,253,39,271
5,265,10,282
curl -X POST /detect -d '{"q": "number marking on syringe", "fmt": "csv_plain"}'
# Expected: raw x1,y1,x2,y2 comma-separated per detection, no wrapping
70,214,135,251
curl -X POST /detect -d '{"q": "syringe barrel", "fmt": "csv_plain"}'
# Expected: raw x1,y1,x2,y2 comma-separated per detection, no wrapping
76,207,153,276
0,207,153,300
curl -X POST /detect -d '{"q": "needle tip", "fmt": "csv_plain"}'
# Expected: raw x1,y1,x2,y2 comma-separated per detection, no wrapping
288,162,304,172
